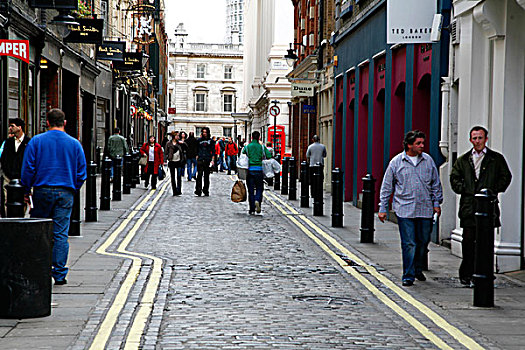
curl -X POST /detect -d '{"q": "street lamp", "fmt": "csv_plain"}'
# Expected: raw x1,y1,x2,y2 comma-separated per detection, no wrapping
284,43,306,67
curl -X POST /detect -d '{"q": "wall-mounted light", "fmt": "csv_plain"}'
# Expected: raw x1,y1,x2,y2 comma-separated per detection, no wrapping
284,43,306,67
40,58,48,69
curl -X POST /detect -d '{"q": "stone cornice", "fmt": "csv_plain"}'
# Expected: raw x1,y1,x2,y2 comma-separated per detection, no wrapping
473,0,505,39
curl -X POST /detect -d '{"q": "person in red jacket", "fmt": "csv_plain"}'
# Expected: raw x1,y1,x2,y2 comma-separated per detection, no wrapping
214,137,221,173
140,136,163,189
225,137,238,175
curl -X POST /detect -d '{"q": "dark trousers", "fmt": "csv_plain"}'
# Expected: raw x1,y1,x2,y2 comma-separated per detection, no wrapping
195,160,211,195
168,161,182,195
144,161,157,189
247,170,264,212
459,227,476,281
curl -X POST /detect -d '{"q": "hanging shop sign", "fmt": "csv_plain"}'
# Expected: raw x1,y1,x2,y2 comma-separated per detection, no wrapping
387,0,436,44
29,0,78,9
0,40,30,64
168,107,176,114
291,83,315,97
113,52,144,71
64,18,104,44
132,4,156,45
96,41,125,61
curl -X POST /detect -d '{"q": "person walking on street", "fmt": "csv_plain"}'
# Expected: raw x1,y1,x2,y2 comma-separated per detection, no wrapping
450,126,512,287
194,127,215,196
306,135,327,196
225,137,238,175
165,131,184,195
21,109,86,285
140,136,163,190
185,131,198,181
107,127,129,181
179,131,188,178
378,130,443,287
214,137,221,173
1,118,30,214
243,131,272,215
218,136,227,172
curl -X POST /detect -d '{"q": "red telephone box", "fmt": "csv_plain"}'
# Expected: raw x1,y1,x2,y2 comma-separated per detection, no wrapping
268,125,286,159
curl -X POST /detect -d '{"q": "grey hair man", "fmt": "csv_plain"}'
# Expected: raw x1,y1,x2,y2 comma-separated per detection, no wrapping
306,135,327,195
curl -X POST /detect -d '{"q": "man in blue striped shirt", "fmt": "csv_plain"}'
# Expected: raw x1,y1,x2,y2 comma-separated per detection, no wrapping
378,130,443,286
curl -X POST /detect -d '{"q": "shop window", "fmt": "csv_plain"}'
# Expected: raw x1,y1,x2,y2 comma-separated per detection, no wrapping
8,57,20,120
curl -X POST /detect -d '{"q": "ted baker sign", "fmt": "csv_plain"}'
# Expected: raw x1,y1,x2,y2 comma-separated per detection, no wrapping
0,40,30,64
387,0,436,44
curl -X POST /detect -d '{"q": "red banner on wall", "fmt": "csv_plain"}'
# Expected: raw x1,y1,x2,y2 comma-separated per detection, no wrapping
0,40,30,64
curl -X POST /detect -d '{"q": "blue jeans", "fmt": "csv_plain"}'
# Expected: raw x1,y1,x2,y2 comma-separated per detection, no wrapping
226,155,237,174
247,170,264,212
396,216,433,281
31,187,75,282
219,153,227,171
110,157,123,178
186,158,197,180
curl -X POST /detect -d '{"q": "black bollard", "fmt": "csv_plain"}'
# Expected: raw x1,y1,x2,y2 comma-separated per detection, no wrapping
273,154,281,191
0,176,5,217
288,157,297,201
473,189,497,308
69,192,81,236
100,157,111,210
332,168,344,227
6,179,25,218
281,157,289,195
85,162,98,222
300,161,309,208
95,146,102,174
112,156,122,201
123,153,132,195
360,174,376,243
132,150,140,188
312,163,323,216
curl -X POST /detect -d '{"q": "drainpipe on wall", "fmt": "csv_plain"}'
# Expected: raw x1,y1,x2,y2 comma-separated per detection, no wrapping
335,0,341,32
439,77,451,159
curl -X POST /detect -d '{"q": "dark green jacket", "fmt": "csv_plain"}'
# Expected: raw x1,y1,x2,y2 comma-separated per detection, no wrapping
242,140,272,167
450,148,512,227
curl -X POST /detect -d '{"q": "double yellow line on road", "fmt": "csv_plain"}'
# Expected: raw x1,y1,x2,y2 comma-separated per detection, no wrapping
90,181,169,350
264,191,484,350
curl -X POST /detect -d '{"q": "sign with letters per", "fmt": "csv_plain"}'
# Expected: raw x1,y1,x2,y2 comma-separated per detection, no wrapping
0,40,30,64
96,41,125,61
387,0,436,44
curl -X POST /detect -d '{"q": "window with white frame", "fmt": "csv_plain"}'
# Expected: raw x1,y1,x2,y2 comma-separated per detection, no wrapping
224,66,233,79
223,94,234,112
195,92,207,111
223,127,232,137
196,64,206,79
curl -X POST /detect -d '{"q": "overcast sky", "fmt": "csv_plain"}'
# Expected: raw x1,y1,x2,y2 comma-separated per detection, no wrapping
164,0,226,43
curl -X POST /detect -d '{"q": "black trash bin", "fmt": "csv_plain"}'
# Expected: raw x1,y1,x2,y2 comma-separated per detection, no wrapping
0,218,53,318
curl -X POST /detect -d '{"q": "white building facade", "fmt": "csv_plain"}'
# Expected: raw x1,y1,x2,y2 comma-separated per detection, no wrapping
242,0,294,151
226,0,245,44
168,29,244,139
440,0,525,272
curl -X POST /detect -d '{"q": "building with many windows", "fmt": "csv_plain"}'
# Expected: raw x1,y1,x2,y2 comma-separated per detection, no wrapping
168,24,244,138
225,0,244,44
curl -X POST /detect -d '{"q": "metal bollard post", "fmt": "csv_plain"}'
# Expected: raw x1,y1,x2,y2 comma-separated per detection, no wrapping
132,150,140,187
312,163,323,216
85,162,98,222
112,156,122,201
6,179,25,218
69,192,81,236
473,189,496,308
300,161,309,208
100,157,111,211
0,176,4,218
273,154,281,191
123,153,132,195
332,168,344,227
281,157,289,195
288,157,297,200
95,146,102,174
360,174,376,243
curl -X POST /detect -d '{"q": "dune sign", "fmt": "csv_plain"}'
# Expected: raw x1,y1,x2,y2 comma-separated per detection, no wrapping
0,40,30,64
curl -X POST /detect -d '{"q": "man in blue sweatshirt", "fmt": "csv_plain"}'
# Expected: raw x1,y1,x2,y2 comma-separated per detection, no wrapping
21,109,87,285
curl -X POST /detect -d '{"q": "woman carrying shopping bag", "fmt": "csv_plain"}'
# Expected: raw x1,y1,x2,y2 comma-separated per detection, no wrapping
140,136,163,190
